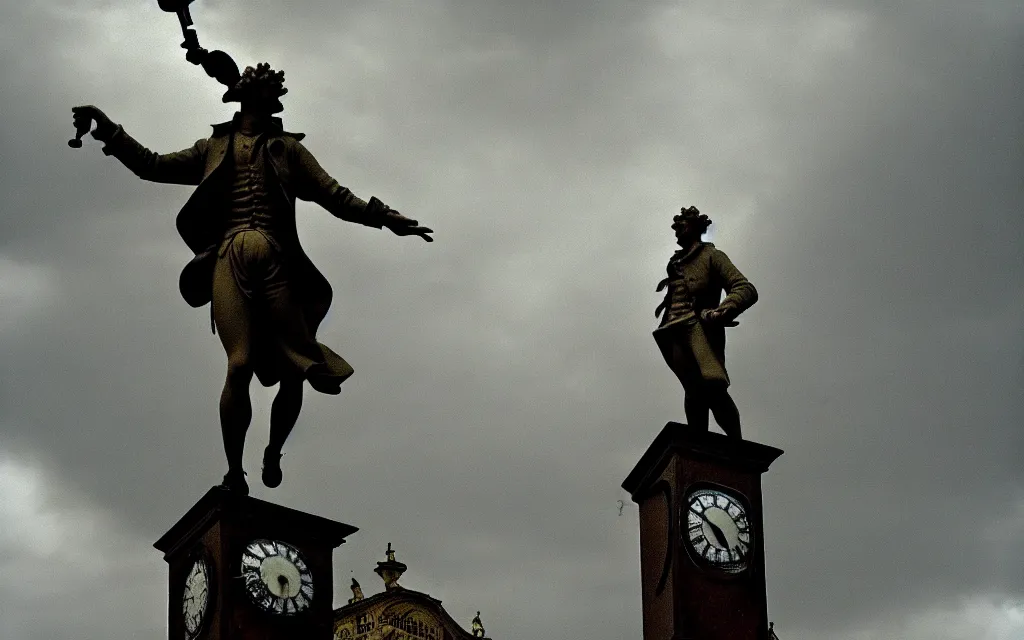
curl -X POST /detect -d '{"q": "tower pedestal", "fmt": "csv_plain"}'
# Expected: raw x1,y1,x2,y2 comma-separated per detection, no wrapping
622,423,783,640
155,487,357,640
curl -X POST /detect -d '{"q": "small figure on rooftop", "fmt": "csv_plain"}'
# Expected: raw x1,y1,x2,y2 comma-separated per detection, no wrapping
471,611,486,637
348,577,364,604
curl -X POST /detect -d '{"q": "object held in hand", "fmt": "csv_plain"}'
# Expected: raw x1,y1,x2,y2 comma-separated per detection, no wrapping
158,0,195,36
158,0,241,88
68,110,93,149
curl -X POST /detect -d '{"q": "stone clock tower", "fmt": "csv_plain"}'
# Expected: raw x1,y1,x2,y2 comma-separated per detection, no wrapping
622,422,783,640
155,487,357,640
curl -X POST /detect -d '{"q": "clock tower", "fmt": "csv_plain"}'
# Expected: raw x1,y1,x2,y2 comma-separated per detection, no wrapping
155,486,357,640
622,422,783,640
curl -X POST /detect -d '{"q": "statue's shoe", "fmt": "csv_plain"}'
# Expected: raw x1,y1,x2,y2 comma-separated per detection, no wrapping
218,470,249,496
262,449,283,488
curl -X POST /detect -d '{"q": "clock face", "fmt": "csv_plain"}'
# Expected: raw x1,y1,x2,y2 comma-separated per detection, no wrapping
241,539,314,615
684,488,752,573
182,555,211,638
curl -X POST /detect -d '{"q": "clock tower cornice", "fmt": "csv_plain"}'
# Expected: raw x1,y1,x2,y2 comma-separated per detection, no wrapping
623,422,783,499
155,486,358,559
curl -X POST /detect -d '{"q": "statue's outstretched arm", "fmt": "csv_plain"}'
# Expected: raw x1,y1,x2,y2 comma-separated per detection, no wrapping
72,105,206,185
290,141,433,241
99,126,208,186
289,140,385,228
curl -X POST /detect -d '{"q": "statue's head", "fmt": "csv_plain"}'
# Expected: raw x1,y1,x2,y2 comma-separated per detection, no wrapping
672,205,712,244
223,62,287,115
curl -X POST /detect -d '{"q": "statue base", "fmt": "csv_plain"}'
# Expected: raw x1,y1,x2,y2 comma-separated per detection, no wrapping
155,486,357,640
622,422,783,640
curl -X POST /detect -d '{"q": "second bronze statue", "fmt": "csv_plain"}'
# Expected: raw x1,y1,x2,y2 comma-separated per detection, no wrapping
72,63,433,495
654,206,757,439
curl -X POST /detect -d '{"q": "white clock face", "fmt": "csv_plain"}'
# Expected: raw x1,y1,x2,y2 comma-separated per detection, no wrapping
685,488,752,573
182,556,210,638
241,539,314,615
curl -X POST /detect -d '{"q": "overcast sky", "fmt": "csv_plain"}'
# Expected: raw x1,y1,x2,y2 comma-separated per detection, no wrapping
1,0,1022,638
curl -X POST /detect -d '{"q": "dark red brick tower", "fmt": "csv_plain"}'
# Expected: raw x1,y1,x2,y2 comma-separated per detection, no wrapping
623,422,783,640
155,487,357,640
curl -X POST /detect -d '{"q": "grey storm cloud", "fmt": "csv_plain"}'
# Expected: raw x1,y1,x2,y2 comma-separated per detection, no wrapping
0,0,1021,639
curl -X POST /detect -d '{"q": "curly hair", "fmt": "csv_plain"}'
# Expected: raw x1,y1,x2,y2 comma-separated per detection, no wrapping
222,62,287,102
672,205,712,234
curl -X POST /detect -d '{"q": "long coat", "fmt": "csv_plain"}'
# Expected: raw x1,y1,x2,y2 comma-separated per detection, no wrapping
653,242,758,388
100,114,387,387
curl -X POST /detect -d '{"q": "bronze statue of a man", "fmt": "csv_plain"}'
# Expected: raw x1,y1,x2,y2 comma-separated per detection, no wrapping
654,206,757,438
72,63,432,494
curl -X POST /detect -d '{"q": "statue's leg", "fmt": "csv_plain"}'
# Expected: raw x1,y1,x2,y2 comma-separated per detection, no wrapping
263,375,302,488
212,254,254,490
262,271,344,394
668,335,710,431
684,391,710,431
707,383,742,439
269,376,303,452
259,261,313,488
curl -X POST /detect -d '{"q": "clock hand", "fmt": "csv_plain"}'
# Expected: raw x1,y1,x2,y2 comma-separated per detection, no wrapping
696,510,730,549
706,518,730,549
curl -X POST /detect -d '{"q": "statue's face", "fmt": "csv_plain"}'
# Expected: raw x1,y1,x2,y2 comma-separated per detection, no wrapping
242,84,285,115
674,218,699,244
265,97,285,114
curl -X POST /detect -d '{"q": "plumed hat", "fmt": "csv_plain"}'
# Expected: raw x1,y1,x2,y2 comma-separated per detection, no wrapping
222,62,288,103
671,205,712,231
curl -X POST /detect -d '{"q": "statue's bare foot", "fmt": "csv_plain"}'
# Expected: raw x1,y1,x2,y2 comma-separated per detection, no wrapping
262,448,283,488
218,470,249,495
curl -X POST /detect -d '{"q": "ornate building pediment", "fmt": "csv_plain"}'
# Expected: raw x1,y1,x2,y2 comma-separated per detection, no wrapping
334,545,490,640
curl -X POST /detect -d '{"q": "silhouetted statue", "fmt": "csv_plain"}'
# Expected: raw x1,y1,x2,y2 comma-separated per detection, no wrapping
654,206,757,438
471,611,486,637
71,63,432,494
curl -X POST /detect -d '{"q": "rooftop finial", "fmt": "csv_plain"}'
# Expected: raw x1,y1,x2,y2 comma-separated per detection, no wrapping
374,542,407,590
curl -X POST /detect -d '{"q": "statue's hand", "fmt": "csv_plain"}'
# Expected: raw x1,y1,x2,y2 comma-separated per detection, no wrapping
701,306,740,326
71,105,117,142
384,210,434,242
